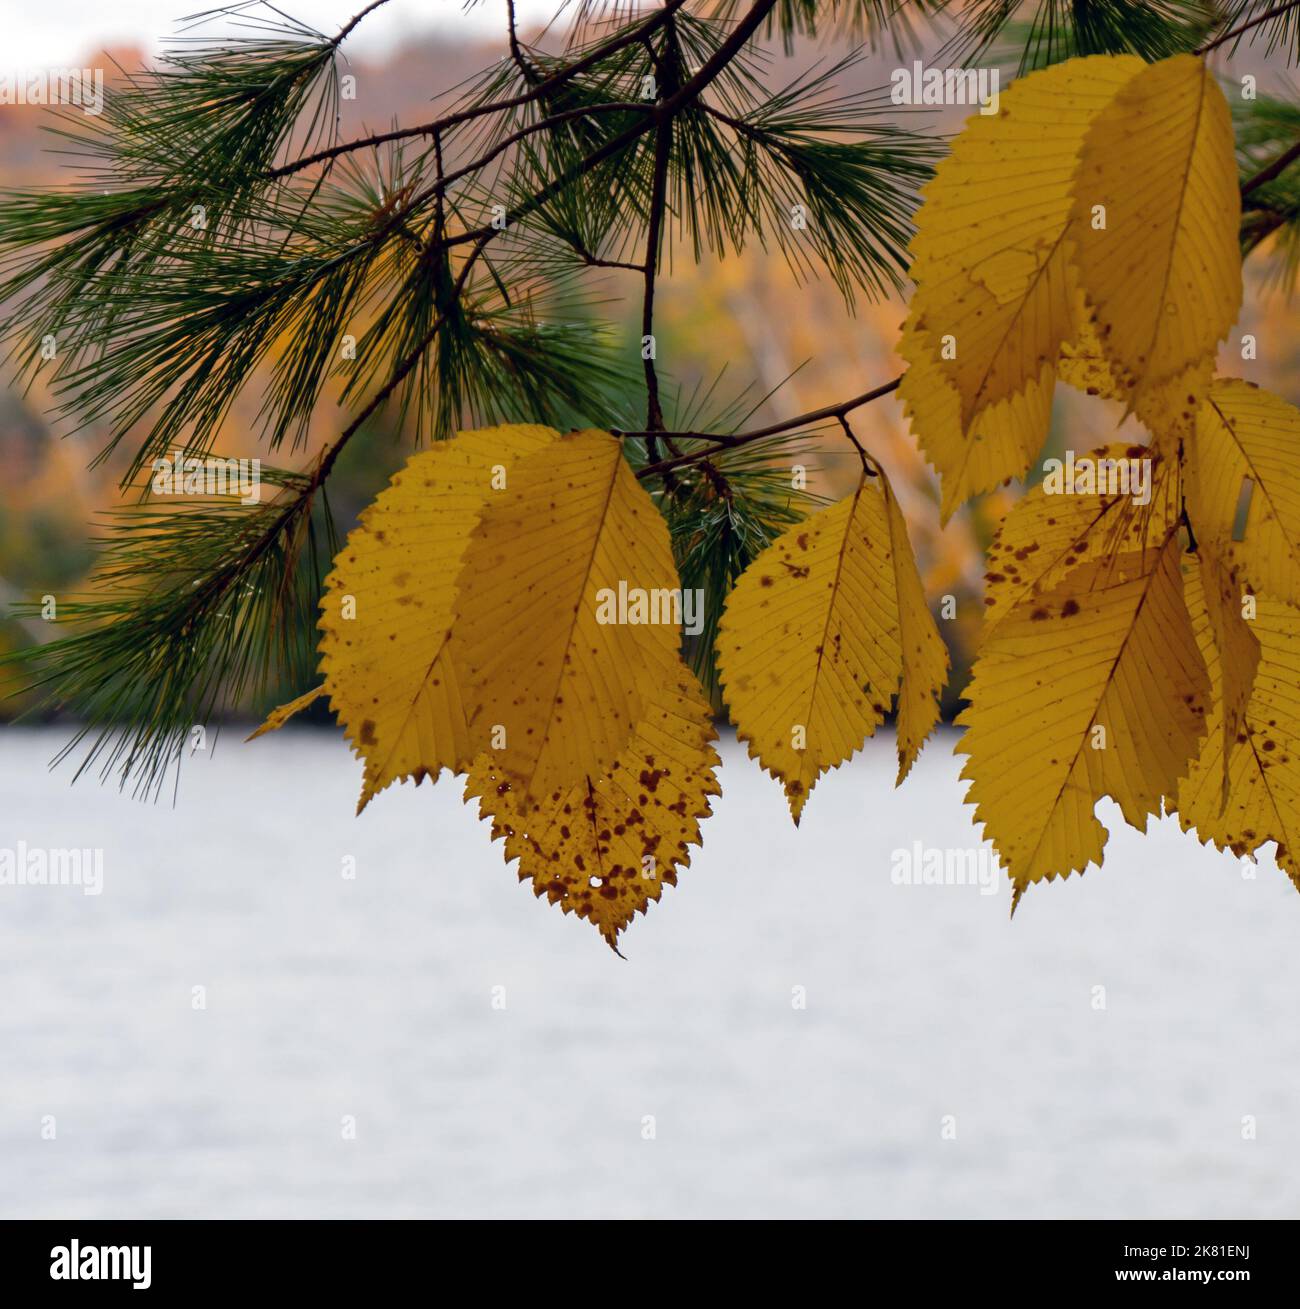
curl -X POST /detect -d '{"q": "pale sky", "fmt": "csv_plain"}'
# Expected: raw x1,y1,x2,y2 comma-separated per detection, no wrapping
6,1,569,67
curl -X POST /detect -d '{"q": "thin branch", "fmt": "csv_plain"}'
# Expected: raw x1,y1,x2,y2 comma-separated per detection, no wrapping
269,0,691,178
1242,138,1300,197
432,127,447,244
697,458,734,500
577,251,647,271
1179,501,1199,553
333,0,396,48
632,376,903,480
1242,206,1290,253
434,102,650,195
837,415,876,476
701,102,759,136
627,375,903,446
507,0,544,86
641,13,679,439
1196,0,1300,54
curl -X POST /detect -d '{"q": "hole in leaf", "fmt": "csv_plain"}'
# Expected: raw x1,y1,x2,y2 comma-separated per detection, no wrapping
1232,477,1254,543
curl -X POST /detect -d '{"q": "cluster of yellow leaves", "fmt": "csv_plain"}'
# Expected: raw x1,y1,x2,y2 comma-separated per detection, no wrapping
901,53,1241,515
901,51,1300,906
251,50,1300,946
255,421,949,947
257,425,721,951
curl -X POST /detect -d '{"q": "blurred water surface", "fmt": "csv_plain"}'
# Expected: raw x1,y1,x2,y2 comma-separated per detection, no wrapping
1,726,1297,1218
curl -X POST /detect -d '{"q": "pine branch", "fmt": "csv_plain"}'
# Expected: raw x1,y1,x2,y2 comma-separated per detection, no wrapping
364,0,786,446
334,0,398,45
631,376,904,479
1197,0,1300,53
3,469,336,798
452,0,784,265
268,0,691,178
507,0,546,86
942,0,1213,71
640,14,680,439
1242,138,1300,196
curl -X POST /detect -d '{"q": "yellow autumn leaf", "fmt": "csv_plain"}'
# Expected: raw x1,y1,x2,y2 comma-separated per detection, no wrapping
316,424,557,812
980,443,1177,637
1171,561,1299,892
1068,54,1241,422
898,316,1053,522
1187,379,1300,606
716,466,946,821
465,652,721,952
906,54,1142,424
957,530,1209,907
450,430,682,805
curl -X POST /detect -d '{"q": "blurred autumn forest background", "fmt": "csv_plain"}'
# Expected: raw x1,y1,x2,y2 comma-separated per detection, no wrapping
0,6,1297,723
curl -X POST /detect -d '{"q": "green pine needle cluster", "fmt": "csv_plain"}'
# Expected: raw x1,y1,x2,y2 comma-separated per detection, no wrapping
941,1,1217,71
10,468,334,798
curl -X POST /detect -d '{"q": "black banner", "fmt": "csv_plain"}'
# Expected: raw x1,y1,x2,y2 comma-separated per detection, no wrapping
0,1220,1281,1294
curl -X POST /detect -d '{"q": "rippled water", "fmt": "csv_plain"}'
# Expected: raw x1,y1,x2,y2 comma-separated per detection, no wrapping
1,725,1297,1218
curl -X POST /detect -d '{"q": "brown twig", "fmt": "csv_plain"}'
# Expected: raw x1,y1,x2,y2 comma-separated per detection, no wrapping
1242,138,1300,197
332,0,395,48
1242,207,1290,253
630,377,903,479
507,0,544,86
837,415,876,477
